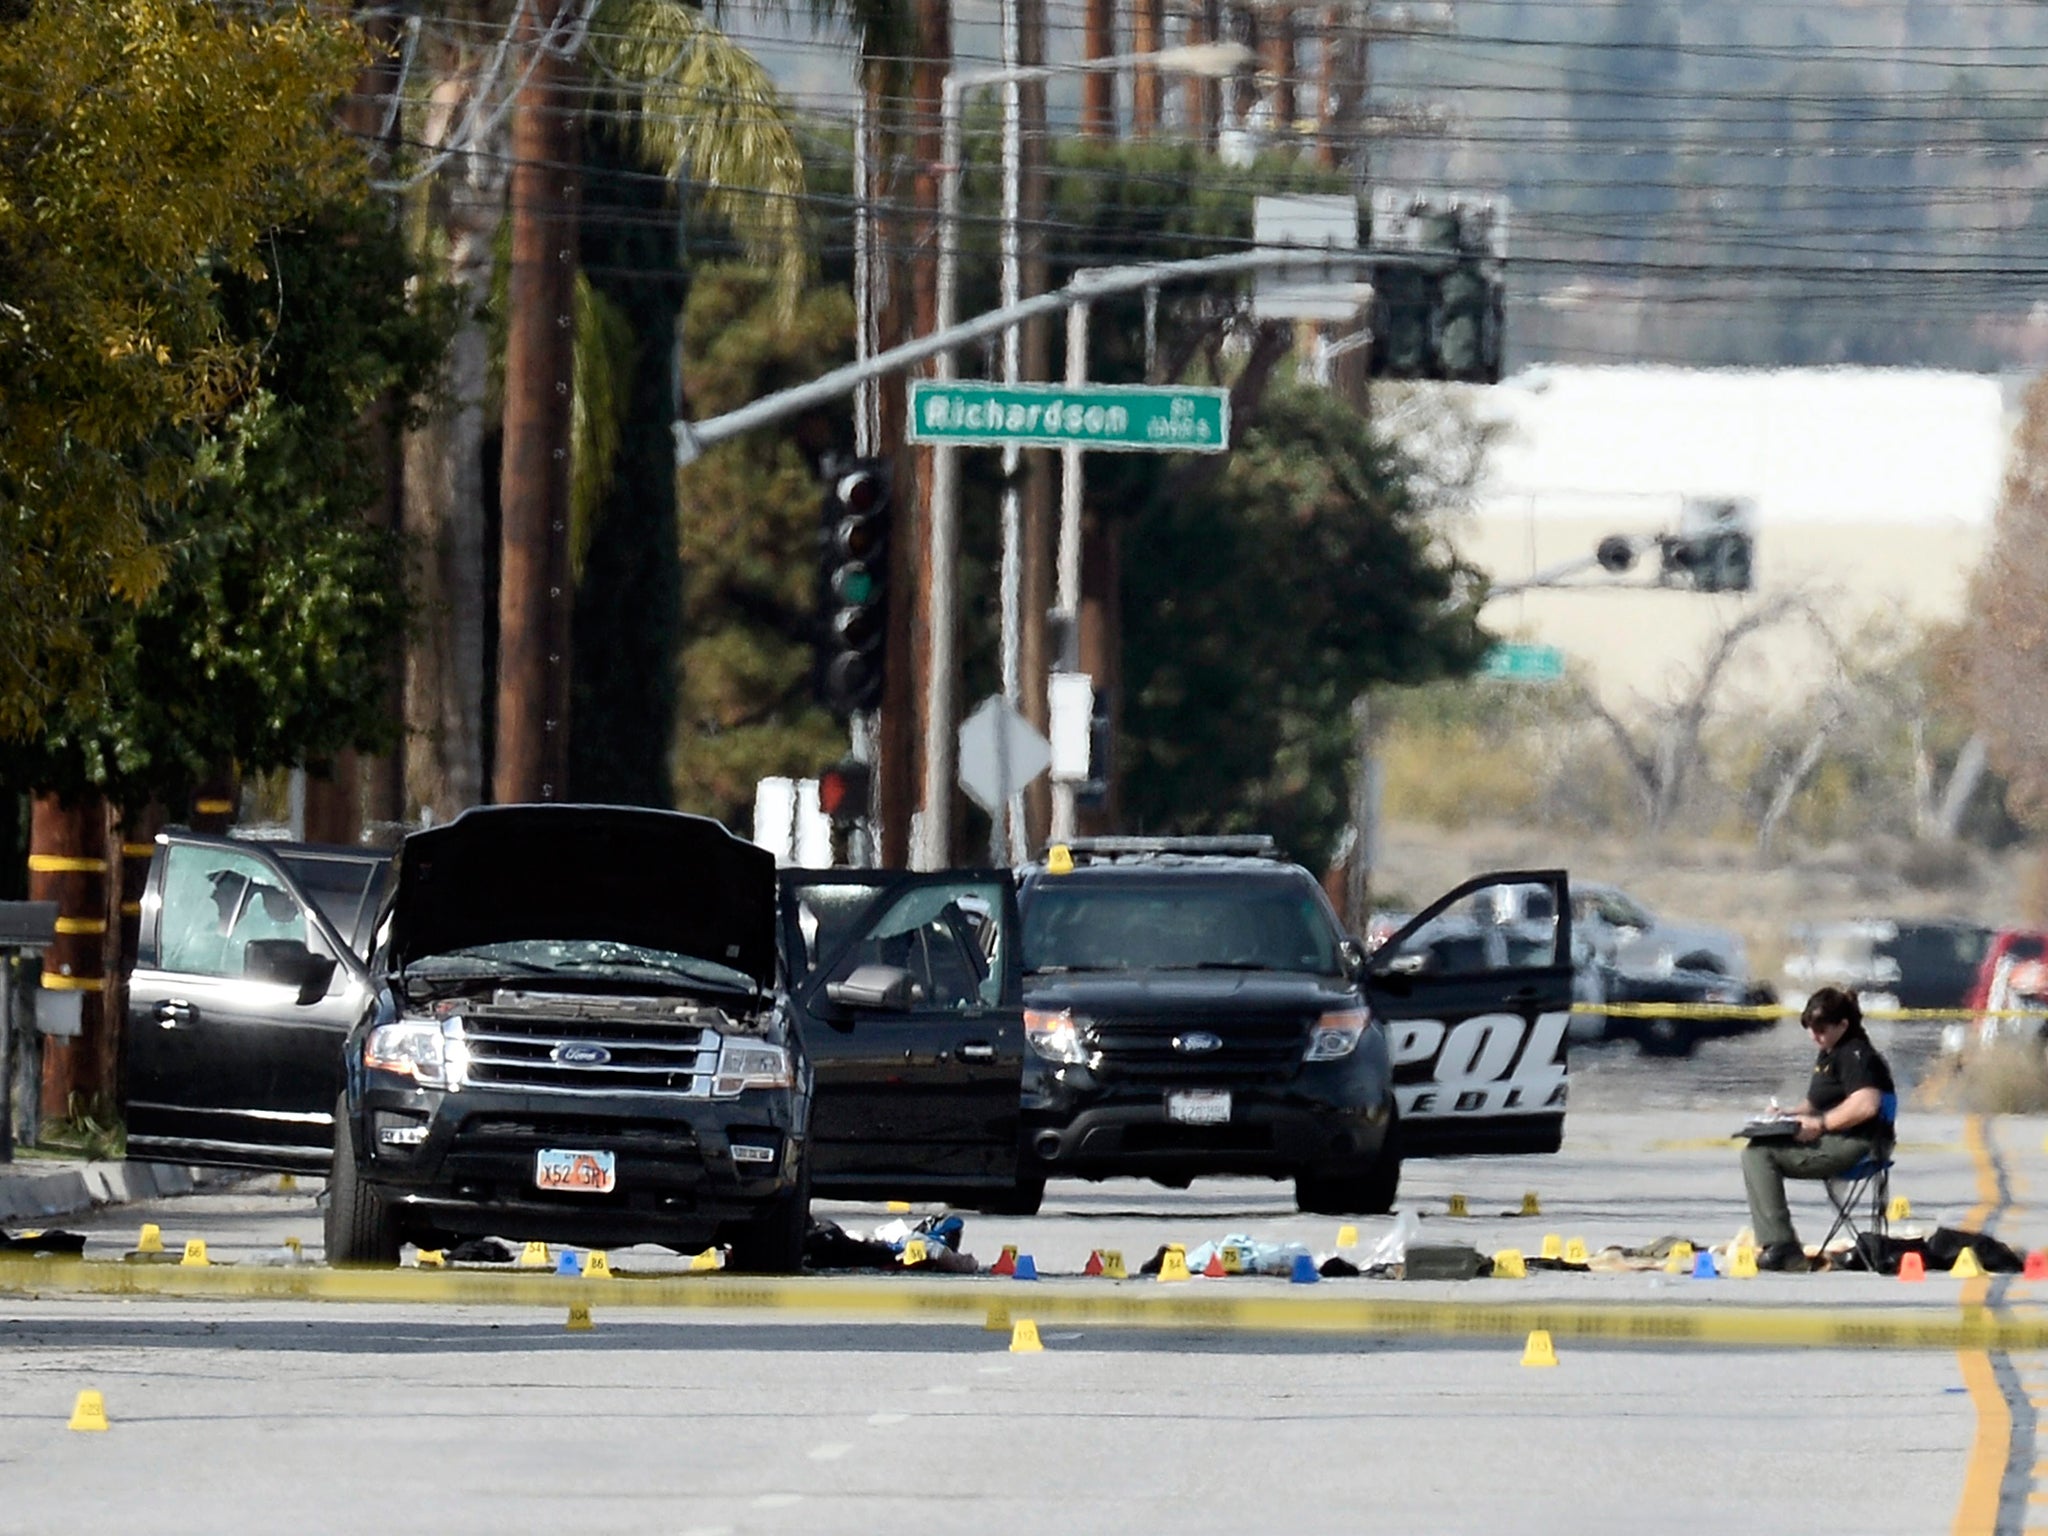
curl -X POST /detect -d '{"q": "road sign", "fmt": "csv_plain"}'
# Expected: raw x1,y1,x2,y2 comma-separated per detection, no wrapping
957,696,1052,815
1254,195,1370,322
908,382,1229,454
1481,643,1566,684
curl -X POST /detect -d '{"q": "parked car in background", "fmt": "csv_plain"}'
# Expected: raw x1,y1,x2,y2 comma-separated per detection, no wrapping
1568,882,1749,979
1594,963,1776,1056
1783,918,1994,1017
1385,881,1771,1058
1944,927,2048,1057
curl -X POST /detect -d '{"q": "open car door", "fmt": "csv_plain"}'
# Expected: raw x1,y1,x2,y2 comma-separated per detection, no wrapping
122,834,390,1173
780,870,1023,1198
1363,869,1574,1158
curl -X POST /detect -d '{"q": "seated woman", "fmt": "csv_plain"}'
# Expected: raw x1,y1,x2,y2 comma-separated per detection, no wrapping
1741,985,1896,1272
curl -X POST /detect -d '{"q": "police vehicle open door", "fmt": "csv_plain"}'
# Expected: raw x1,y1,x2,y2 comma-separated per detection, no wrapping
779,870,1027,1201
1364,870,1574,1157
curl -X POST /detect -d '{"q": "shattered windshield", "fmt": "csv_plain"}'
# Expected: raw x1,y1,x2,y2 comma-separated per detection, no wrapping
404,938,758,994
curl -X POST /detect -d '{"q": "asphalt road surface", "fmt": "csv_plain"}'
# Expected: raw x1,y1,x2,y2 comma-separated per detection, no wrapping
3,1032,2043,1535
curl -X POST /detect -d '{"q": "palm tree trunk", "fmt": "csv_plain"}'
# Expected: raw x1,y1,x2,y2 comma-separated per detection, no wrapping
402,71,502,821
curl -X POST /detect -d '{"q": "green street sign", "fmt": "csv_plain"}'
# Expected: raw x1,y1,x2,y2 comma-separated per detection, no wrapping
908,382,1230,454
1481,643,1566,683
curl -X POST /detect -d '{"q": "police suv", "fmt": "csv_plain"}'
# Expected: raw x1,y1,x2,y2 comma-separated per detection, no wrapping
1016,838,1574,1215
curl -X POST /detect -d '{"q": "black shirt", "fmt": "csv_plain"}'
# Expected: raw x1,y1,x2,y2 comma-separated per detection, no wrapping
1808,1029,1896,1139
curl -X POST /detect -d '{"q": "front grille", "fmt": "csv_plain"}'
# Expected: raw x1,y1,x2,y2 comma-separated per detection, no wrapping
1085,1014,1308,1083
460,1115,700,1160
455,995,721,1098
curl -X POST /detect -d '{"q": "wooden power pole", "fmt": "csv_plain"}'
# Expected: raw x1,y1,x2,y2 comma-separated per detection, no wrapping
495,1,582,805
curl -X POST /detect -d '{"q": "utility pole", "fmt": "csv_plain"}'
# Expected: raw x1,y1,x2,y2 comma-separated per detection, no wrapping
1133,0,1164,135
1017,0,1054,854
1261,3,1296,134
904,0,950,866
495,0,581,805
872,45,918,870
1083,0,1116,137
1184,0,1221,142
29,794,108,1121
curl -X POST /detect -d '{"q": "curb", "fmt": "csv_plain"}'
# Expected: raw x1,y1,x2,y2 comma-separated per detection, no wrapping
0,1162,242,1225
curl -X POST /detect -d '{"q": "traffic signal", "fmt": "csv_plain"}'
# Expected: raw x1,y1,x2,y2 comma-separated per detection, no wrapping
1657,530,1754,593
1368,190,1507,383
818,459,890,717
816,758,872,827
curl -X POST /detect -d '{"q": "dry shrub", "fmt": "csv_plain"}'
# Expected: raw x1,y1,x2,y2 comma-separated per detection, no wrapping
1380,724,1541,830
1898,838,1979,892
1925,1038,2048,1114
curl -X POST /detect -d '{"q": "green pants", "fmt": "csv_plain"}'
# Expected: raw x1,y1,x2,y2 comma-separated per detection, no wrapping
1741,1134,1882,1248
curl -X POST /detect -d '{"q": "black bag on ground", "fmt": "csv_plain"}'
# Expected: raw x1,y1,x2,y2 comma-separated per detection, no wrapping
1926,1226,2023,1273
1840,1228,2022,1275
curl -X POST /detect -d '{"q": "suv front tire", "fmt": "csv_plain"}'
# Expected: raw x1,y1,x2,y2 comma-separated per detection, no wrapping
324,1095,402,1267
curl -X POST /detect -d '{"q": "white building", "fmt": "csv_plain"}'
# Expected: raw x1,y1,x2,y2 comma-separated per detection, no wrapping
1447,366,2025,710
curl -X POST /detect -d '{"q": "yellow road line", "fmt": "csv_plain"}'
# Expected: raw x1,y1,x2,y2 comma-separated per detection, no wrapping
1953,1114,2006,1536
0,1259,2038,1349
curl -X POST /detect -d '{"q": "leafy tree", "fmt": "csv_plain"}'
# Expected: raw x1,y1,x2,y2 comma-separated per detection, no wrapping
669,266,854,825
1117,383,1491,864
1969,373,2048,825
0,0,369,737
0,200,453,808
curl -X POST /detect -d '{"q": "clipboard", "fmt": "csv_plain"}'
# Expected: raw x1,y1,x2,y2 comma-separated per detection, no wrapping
1737,1116,1803,1141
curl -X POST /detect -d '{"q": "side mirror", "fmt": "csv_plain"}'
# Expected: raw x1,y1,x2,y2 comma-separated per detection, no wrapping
826,963,919,1011
1338,937,1369,981
243,939,337,1005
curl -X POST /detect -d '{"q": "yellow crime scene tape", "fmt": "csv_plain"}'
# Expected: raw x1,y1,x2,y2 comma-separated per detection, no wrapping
1576,1002,2048,1022
1,1257,2043,1352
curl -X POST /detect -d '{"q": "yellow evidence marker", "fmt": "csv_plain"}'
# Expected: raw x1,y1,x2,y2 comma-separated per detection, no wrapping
68,1391,109,1432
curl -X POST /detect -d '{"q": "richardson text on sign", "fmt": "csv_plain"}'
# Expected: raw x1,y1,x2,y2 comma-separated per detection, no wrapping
907,381,1231,453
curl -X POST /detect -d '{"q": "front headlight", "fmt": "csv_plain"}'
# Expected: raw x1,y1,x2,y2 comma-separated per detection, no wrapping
713,1041,792,1097
364,1021,449,1087
1024,1008,1090,1065
1305,1007,1367,1061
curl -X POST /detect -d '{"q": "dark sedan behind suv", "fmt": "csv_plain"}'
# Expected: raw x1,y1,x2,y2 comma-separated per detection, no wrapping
1015,838,1576,1215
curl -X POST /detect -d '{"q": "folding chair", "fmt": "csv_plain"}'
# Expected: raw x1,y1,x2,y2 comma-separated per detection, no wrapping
1818,1091,1898,1267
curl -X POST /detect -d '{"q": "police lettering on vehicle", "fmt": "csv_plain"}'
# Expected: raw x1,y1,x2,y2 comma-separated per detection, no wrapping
1388,1011,1570,1120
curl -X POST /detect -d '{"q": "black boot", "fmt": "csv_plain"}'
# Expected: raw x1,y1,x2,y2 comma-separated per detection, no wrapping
1757,1241,1808,1272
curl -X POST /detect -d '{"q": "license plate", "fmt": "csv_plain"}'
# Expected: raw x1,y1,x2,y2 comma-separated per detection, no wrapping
535,1149,616,1193
1167,1089,1231,1125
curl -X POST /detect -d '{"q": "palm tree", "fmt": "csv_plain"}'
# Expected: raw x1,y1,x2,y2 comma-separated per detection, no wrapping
391,0,837,820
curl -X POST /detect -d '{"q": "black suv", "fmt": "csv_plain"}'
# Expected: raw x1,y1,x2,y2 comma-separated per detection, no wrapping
123,815,1041,1265
1017,839,1576,1214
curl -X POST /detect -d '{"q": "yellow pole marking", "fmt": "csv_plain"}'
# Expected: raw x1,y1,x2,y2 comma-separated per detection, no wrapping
193,799,234,816
37,974,104,992
52,917,107,936
1952,1114,2006,1536
27,855,108,874
121,842,156,859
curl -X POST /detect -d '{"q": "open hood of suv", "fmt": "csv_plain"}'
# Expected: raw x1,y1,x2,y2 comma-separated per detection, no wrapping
386,805,777,988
